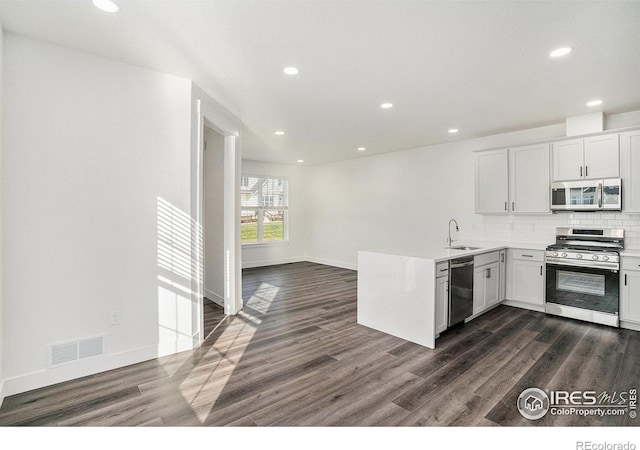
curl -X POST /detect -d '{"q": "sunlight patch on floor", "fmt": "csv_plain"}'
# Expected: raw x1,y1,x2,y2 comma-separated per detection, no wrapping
245,282,280,314
173,283,279,422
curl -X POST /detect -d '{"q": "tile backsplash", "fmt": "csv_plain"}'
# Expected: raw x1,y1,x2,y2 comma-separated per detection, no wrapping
461,213,640,249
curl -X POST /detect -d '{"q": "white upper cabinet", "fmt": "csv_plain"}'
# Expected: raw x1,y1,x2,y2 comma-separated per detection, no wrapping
475,149,508,214
620,129,640,213
552,138,583,181
552,133,619,181
475,144,550,214
584,134,620,179
509,143,550,213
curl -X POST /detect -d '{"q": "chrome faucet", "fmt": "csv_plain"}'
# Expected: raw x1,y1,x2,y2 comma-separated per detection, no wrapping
447,219,459,246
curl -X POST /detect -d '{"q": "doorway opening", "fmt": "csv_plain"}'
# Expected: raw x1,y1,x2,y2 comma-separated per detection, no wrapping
193,98,242,346
203,126,226,336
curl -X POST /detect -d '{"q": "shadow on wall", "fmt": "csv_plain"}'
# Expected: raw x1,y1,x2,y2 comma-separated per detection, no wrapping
156,197,202,354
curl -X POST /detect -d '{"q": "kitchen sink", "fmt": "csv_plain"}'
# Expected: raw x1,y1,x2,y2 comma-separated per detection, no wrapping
447,245,482,251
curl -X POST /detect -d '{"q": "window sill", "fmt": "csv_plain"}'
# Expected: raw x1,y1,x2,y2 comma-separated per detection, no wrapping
242,240,290,248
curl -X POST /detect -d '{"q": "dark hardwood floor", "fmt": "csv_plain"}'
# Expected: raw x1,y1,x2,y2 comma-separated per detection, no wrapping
0,261,638,426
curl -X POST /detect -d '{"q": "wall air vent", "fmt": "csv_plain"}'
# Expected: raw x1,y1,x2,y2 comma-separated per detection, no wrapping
50,342,78,366
48,336,105,367
79,337,104,359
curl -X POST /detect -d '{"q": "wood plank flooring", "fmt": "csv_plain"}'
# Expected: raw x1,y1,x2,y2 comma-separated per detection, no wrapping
0,261,638,426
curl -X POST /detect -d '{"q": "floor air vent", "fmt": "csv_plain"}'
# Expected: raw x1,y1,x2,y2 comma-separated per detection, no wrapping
49,336,105,367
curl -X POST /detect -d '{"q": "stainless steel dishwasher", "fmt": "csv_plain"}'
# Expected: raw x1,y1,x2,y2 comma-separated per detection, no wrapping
448,256,474,327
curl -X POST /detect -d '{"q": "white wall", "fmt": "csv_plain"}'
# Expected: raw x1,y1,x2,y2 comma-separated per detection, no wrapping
305,111,640,269
1,33,198,395
241,160,306,268
204,127,225,303
0,24,4,407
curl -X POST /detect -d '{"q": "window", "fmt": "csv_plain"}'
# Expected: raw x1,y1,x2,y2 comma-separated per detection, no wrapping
241,176,289,244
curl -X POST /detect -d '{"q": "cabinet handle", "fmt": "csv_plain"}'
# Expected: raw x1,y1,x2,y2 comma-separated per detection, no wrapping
580,166,583,177
486,267,491,278
522,254,534,258
625,274,628,286
501,253,505,263
504,201,507,211
512,201,515,211
540,266,543,276
586,166,588,177
440,268,448,272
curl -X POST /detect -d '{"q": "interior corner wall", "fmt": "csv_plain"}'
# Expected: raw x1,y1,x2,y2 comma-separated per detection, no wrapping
1,33,195,396
241,160,307,268
0,24,5,407
204,127,225,303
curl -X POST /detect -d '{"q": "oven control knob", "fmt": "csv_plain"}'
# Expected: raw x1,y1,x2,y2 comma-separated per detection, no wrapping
561,252,568,257
552,252,559,257
602,256,609,261
576,254,583,259
592,255,599,260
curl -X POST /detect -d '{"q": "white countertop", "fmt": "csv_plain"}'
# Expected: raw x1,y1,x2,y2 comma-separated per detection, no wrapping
360,240,548,262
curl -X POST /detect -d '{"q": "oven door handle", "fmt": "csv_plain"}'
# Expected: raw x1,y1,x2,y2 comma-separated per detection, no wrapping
546,260,619,272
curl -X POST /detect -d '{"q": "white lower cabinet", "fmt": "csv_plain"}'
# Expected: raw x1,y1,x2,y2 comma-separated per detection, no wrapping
435,273,449,334
435,261,449,334
473,252,500,315
621,257,640,326
507,249,545,307
498,250,507,302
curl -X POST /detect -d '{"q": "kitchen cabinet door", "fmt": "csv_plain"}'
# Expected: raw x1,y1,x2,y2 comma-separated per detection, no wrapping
473,266,487,315
499,250,507,302
621,271,640,324
584,133,619,179
435,275,449,334
475,149,508,214
485,262,500,307
509,143,550,213
621,130,640,213
552,138,584,181
512,260,545,306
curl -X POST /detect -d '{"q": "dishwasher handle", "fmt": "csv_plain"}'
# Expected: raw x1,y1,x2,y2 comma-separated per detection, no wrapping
450,260,474,269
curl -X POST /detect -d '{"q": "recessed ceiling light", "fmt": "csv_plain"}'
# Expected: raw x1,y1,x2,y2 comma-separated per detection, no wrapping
586,99,603,107
283,67,299,75
448,128,459,134
92,0,120,13
357,147,366,151
297,159,304,163
380,103,393,109
550,47,572,58
275,131,285,136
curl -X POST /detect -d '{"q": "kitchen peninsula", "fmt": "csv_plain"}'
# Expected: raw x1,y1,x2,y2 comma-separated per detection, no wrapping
357,242,547,349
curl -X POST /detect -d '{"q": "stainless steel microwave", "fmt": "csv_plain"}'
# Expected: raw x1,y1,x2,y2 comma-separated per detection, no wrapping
550,178,622,211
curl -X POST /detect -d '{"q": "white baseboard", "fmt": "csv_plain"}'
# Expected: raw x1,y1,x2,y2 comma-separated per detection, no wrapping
502,299,545,313
242,256,305,269
2,338,195,398
0,379,5,409
306,256,357,271
620,320,640,332
204,289,224,306
241,256,357,271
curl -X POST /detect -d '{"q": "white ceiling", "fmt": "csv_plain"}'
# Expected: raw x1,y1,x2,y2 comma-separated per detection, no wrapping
1,1,639,165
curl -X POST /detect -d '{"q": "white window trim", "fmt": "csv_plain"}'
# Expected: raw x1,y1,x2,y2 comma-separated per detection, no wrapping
241,175,290,246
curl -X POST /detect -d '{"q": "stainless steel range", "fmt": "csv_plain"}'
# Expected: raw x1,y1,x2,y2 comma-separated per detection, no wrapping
545,227,624,327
